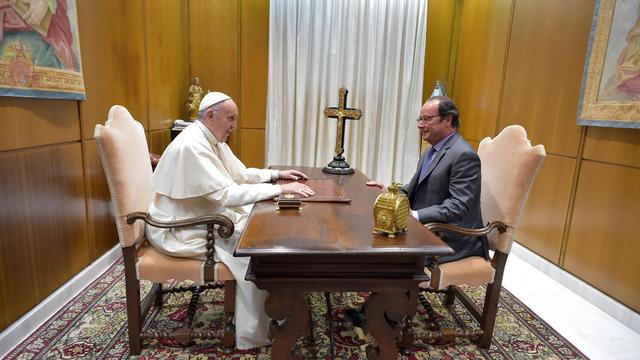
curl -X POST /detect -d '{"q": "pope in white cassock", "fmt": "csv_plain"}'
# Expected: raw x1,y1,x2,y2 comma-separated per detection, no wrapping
147,92,315,349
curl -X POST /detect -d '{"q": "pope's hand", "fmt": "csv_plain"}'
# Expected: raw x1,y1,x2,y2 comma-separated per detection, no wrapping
278,169,309,181
366,180,387,192
280,182,315,197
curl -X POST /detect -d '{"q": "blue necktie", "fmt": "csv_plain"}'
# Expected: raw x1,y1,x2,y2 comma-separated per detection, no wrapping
419,147,437,183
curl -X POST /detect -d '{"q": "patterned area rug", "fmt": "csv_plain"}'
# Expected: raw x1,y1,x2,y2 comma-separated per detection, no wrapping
6,259,587,359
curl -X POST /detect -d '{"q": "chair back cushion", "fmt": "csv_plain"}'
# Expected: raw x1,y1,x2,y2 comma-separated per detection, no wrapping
478,125,546,253
94,105,154,247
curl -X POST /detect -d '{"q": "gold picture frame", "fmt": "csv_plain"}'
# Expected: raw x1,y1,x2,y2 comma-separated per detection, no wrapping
578,0,640,129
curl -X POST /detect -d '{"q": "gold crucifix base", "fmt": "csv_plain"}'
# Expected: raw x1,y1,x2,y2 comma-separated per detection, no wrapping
323,155,355,175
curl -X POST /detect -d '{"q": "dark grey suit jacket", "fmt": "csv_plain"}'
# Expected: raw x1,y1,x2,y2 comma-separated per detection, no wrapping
401,132,488,263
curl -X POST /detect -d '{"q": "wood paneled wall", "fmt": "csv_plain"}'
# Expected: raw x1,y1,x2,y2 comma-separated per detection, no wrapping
454,0,514,143
499,0,592,158
239,0,270,166
564,161,640,312
439,0,640,312
423,0,460,102
0,144,89,330
0,98,80,152
0,0,188,331
421,0,461,153
188,0,269,168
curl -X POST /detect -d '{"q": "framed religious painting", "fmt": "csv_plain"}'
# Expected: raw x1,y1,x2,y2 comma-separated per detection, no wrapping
0,0,85,100
578,0,640,129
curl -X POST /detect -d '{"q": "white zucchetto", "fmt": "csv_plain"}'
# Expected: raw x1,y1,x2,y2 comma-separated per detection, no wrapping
199,91,231,111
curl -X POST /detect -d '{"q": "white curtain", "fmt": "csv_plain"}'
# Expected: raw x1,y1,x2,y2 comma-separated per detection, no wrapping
266,0,427,185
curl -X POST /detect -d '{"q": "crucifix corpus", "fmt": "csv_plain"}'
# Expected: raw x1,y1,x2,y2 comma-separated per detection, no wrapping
322,87,362,175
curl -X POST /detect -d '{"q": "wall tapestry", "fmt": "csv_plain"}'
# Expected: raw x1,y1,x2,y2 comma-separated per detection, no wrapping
0,0,85,100
578,0,640,128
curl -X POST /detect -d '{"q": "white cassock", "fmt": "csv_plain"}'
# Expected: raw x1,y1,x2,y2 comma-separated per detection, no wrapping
147,120,280,350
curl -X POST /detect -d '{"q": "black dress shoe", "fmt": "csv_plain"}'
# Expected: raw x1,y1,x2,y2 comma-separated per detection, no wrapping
344,308,365,327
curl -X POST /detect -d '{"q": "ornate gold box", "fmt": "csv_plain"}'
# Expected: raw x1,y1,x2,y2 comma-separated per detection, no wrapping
373,182,410,238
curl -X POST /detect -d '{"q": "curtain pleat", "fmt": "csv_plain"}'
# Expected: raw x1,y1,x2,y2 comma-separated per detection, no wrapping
267,0,427,186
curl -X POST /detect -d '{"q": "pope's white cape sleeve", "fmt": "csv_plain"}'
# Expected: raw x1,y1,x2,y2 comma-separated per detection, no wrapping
205,182,281,207
244,168,279,183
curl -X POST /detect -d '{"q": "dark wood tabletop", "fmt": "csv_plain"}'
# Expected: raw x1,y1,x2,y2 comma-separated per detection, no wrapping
233,166,453,360
235,166,453,257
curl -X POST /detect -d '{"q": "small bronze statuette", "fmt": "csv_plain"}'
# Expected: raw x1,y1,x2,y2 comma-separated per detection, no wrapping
276,193,302,213
186,76,203,121
373,182,410,238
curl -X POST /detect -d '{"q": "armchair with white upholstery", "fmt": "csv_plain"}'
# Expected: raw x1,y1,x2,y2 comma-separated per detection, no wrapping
94,105,236,355
415,125,546,349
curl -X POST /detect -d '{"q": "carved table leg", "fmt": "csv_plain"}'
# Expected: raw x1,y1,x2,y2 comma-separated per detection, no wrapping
363,291,414,360
265,291,310,360
399,290,418,354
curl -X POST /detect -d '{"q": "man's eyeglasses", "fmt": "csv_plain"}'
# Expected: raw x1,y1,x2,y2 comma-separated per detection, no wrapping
416,114,440,124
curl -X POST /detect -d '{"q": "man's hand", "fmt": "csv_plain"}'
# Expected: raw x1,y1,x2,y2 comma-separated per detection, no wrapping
366,180,387,192
280,182,315,197
278,169,309,181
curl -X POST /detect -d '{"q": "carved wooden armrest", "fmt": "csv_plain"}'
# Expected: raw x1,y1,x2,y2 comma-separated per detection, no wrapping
126,212,235,275
126,212,234,236
424,221,509,237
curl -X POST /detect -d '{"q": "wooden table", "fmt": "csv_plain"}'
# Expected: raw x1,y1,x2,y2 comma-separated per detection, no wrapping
235,166,453,359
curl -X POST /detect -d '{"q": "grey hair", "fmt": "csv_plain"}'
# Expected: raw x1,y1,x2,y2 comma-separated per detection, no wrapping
429,96,460,128
198,100,228,120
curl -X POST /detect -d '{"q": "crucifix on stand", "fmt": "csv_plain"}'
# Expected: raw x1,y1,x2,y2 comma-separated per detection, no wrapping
322,87,362,175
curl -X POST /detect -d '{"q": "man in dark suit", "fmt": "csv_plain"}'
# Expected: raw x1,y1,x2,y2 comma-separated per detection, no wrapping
368,96,488,263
